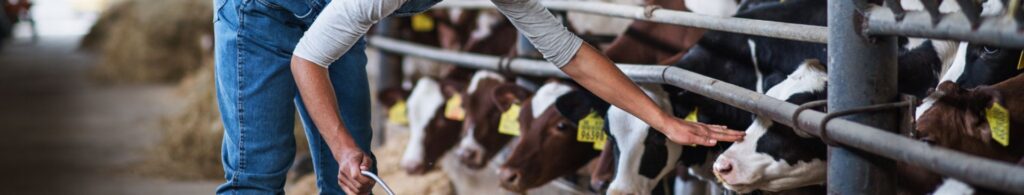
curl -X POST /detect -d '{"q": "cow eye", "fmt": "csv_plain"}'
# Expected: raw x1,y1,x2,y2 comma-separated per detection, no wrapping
982,46,1000,55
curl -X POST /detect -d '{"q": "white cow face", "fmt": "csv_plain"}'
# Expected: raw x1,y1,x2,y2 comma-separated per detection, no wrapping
713,61,829,193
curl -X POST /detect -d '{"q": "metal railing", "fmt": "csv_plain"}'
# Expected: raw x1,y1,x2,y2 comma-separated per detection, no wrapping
369,36,1024,193
433,1,828,43
864,5,1024,47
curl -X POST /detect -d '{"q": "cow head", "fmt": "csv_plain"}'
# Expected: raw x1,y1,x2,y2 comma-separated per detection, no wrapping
713,61,828,193
399,77,468,175
915,80,1023,162
454,71,514,169
604,84,682,195
498,82,610,192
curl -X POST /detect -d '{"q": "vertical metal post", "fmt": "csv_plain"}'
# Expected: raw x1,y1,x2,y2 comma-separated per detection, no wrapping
827,0,899,194
372,17,402,146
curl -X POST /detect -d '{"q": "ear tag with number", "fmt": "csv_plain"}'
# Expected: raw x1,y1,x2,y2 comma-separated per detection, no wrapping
388,100,409,125
412,13,435,32
593,137,606,150
498,103,522,136
444,95,465,121
577,111,606,144
685,107,699,122
986,102,1011,147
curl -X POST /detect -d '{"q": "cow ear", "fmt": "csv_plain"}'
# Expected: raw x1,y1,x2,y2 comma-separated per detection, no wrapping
555,90,609,124
491,84,532,112
376,87,410,107
439,80,466,99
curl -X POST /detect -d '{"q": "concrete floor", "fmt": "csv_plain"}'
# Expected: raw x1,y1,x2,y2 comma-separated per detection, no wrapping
0,36,220,194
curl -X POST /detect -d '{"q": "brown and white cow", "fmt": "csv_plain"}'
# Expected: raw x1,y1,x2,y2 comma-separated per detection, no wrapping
910,75,1024,194
454,71,517,169
378,74,471,175
494,81,612,192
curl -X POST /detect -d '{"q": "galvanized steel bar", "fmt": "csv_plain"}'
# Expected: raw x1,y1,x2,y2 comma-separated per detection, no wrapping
432,0,828,43
828,0,899,193
368,36,1024,193
863,5,1024,48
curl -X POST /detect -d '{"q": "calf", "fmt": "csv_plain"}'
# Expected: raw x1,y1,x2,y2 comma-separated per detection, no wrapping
454,71,517,169
713,60,829,193
496,81,611,192
907,59,1024,194
379,75,470,175
603,84,681,195
602,0,705,65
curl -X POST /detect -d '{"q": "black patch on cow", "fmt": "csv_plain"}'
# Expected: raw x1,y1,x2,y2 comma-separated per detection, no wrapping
755,91,828,165
637,127,669,179
897,40,943,98
957,45,1024,88
555,90,610,124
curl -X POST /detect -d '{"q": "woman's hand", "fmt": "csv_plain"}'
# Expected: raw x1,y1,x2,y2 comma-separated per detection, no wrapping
653,115,745,146
335,145,375,195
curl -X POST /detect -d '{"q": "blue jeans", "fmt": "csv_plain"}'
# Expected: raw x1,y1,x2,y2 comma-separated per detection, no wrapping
212,0,435,193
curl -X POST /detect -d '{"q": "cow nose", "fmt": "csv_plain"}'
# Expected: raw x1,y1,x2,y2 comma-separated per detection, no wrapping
590,180,609,192
460,149,479,163
499,168,521,186
714,158,734,175
402,161,426,175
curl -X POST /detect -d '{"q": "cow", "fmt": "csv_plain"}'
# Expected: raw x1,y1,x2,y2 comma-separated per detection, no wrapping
495,81,612,192
602,0,705,65
453,70,518,169
601,84,682,195
917,76,1024,165
904,44,1024,194
712,60,829,193
377,70,473,175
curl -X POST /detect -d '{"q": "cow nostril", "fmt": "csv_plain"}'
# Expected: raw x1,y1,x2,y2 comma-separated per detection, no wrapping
714,160,734,175
500,170,520,184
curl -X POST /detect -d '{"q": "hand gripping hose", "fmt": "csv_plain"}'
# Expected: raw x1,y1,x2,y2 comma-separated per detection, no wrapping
361,171,396,195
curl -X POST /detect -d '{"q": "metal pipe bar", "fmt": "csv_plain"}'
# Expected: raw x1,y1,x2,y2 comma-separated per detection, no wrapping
828,0,899,193
368,36,1024,193
864,6,1024,48
432,0,828,44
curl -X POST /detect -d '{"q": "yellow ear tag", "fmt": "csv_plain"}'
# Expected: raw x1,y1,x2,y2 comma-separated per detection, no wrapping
412,13,435,32
577,111,606,144
684,107,699,122
444,95,465,121
986,103,1011,147
593,137,606,150
498,103,522,136
388,100,409,125
1016,51,1023,70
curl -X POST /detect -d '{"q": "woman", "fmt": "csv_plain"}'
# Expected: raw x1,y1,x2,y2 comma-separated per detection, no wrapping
213,0,745,194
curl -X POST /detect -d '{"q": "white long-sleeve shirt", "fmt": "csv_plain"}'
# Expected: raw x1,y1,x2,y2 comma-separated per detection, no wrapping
293,0,583,68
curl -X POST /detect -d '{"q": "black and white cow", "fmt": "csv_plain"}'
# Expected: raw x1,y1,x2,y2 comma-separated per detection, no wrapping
713,60,829,193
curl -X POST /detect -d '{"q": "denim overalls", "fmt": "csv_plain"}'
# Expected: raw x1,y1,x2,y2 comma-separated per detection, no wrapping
212,0,439,194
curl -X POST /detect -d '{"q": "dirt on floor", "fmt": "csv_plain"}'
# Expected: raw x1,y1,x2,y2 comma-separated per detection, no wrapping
285,124,455,195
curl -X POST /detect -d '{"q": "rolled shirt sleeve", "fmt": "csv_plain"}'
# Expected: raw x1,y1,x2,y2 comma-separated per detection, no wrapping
491,0,584,67
294,0,409,67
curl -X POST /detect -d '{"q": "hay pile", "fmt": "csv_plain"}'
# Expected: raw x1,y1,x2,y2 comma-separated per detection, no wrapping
83,0,213,83
141,64,223,180
286,128,454,195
